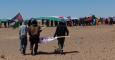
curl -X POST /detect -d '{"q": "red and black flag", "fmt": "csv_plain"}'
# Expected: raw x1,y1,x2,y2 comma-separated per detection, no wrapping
10,13,23,23
10,13,24,28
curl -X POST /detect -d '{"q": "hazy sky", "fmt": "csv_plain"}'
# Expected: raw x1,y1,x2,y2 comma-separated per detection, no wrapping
0,0,115,19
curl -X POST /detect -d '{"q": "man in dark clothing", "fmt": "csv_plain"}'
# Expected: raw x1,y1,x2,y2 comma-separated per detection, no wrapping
54,21,58,26
51,20,54,27
28,19,42,55
46,20,49,27
54,22,69,53
28,20,32,27
109,17,113,25
4,21,7,28
41,19,44,25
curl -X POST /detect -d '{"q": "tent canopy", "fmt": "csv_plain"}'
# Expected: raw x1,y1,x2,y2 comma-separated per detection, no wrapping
0,19,9,23
36,17,62,21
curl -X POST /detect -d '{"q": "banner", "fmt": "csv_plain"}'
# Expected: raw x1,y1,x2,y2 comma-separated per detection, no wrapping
40,36,70,44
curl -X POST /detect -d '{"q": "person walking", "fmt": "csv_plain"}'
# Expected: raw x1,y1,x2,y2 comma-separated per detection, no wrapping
19,22,28,55
29,19,42,55
54,21,69,53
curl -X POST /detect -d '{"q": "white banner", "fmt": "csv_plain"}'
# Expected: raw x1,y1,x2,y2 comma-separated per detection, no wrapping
40,36,70,44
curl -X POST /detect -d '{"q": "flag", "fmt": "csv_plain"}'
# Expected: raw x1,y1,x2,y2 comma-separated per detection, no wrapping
10,13,23,28
11,13,23,23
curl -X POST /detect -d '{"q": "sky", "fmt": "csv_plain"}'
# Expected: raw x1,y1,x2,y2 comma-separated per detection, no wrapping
0,0,115,19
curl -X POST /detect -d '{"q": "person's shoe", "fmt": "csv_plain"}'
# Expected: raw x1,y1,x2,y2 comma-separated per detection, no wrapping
31,50,33,55
22,50,26,55
34,50,37,55
60,49,64,54
55,48,61,53
33,52,37,55
20,49,23,54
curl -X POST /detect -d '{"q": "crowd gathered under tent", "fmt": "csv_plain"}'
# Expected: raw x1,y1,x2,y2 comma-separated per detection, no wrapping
0,15,115,28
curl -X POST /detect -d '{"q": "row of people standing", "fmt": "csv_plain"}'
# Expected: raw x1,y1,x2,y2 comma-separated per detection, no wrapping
66,17,114,26
40,16,97,27
0,21,10,28
41,19,60,27
41,19,77,27
103,17,114,25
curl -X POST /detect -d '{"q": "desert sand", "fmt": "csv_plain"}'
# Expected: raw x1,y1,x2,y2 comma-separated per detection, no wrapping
0,25,115,60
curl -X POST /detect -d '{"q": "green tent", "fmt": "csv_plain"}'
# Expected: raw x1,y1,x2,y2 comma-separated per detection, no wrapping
0,19,9,23
36,17,62,21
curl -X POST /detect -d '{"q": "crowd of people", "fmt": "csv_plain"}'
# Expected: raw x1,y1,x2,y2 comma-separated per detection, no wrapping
0,15,115,28
72,16,115,26
0,20,10,28
19,18,69,55
63,15,115,26
38,16,115,27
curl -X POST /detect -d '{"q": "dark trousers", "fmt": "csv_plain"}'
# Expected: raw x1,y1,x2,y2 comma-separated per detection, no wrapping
57,38,65,50
29,35,39,54
20,36,27,54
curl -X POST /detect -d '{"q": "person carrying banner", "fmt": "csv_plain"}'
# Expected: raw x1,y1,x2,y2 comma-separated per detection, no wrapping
19,21,28,55
29,19,42,55
54,21,69,53
28,19,32,51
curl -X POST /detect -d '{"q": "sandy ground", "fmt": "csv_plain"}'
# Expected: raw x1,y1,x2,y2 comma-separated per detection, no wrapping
0,25,115,60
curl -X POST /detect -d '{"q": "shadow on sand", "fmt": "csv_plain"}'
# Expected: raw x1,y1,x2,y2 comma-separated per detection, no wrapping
25,51,80,55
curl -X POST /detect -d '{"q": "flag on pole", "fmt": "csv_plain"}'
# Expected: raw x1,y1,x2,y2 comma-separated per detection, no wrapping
10,13,23,28
11,13,23,22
